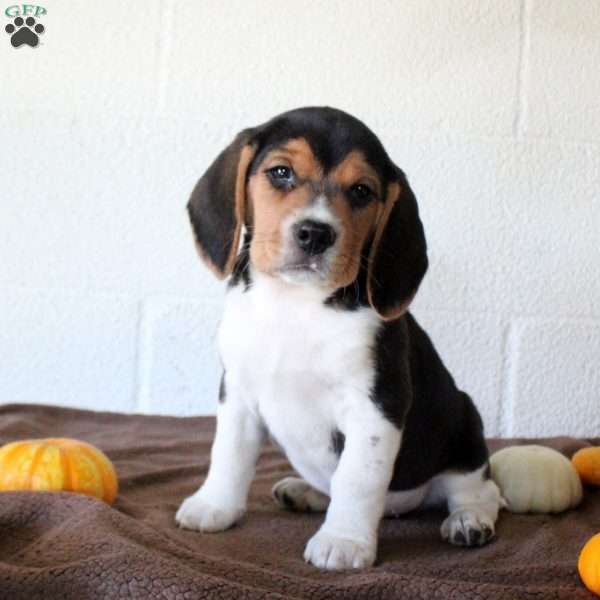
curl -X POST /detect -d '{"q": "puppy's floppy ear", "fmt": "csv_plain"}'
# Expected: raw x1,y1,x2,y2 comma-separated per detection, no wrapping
187,129,257,278
367,172,428,320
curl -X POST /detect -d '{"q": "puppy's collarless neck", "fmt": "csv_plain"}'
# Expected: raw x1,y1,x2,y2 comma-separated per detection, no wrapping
249,268,335,307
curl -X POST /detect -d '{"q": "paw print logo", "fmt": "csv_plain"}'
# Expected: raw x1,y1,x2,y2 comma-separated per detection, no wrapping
5,16,45,48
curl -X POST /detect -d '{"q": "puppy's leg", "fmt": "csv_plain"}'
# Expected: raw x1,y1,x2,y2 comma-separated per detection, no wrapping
176,382,265,533
272,477,329,513
430,465,505,547
383,483,429,517
304,414,401,570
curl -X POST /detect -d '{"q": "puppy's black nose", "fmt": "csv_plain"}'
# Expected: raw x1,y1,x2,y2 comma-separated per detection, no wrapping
294,220,337,255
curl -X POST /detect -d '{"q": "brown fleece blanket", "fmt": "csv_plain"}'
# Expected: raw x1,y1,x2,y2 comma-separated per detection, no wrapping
0,404,598,599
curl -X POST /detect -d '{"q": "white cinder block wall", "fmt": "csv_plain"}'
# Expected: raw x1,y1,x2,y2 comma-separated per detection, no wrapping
1,1,599,437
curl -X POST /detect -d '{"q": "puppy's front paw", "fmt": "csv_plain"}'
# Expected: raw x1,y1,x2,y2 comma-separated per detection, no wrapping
304,530,376,569
175,493,243,533
441,507,495,547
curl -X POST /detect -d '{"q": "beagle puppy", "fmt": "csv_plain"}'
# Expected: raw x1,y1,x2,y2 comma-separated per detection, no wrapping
176,107,504,570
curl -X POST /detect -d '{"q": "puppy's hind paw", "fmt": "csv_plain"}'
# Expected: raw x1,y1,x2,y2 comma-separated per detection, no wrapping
272,477,329,513
175,493,243,533
441,507,495,547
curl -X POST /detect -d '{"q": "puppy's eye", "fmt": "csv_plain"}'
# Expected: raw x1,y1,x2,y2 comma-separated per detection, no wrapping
268,165,292,180
265,165,295,189
349,183,373,204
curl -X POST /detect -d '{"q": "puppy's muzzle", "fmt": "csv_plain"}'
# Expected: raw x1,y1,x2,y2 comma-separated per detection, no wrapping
293,220,337,256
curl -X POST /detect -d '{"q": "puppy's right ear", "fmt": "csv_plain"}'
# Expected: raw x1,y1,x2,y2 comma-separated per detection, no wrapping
187,129,257,278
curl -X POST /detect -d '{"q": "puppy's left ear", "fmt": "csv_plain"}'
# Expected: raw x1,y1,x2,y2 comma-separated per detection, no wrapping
187,128,257,279
367,173,428,320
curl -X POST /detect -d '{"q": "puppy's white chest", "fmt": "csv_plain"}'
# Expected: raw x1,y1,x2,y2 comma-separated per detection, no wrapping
218,275,379,492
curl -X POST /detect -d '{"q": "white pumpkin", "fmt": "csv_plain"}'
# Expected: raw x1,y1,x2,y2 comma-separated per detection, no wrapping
490,445,582,514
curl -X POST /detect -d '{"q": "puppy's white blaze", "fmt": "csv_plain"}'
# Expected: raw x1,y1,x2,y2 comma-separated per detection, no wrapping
280,197,339,243
300,195,338,227
277,198,342,288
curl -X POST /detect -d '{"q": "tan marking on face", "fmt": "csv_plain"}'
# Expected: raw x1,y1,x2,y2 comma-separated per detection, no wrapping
330,151,382,199
248,143,382,288
261,138,322,180
327,194,378,288
326,152,381,287
248,138,322,273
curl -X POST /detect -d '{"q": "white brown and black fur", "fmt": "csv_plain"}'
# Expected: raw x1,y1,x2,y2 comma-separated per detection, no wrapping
176,107,504,570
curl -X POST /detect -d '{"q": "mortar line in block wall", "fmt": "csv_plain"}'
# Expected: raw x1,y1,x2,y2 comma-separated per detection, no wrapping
513,0,531,138
497,322,520,437
134,300,154,413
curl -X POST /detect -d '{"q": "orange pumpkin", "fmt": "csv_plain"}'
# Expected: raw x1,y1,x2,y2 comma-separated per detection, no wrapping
572,447,600,486
579,533,600,596
0,438,118,504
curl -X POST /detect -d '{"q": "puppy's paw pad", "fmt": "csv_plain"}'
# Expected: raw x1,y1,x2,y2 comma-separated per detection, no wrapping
175,494,242,533
441,508,495,547
304,531,375,569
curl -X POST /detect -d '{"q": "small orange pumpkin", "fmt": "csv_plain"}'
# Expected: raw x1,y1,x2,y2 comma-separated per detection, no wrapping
579,533,600,596
0,438,118,504
572,447,600,486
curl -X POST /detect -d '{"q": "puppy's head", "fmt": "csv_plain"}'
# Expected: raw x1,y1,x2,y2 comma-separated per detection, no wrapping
187,107,427,320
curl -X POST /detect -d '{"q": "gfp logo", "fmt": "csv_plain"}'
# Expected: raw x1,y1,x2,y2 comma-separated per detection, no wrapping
4,4,46,47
